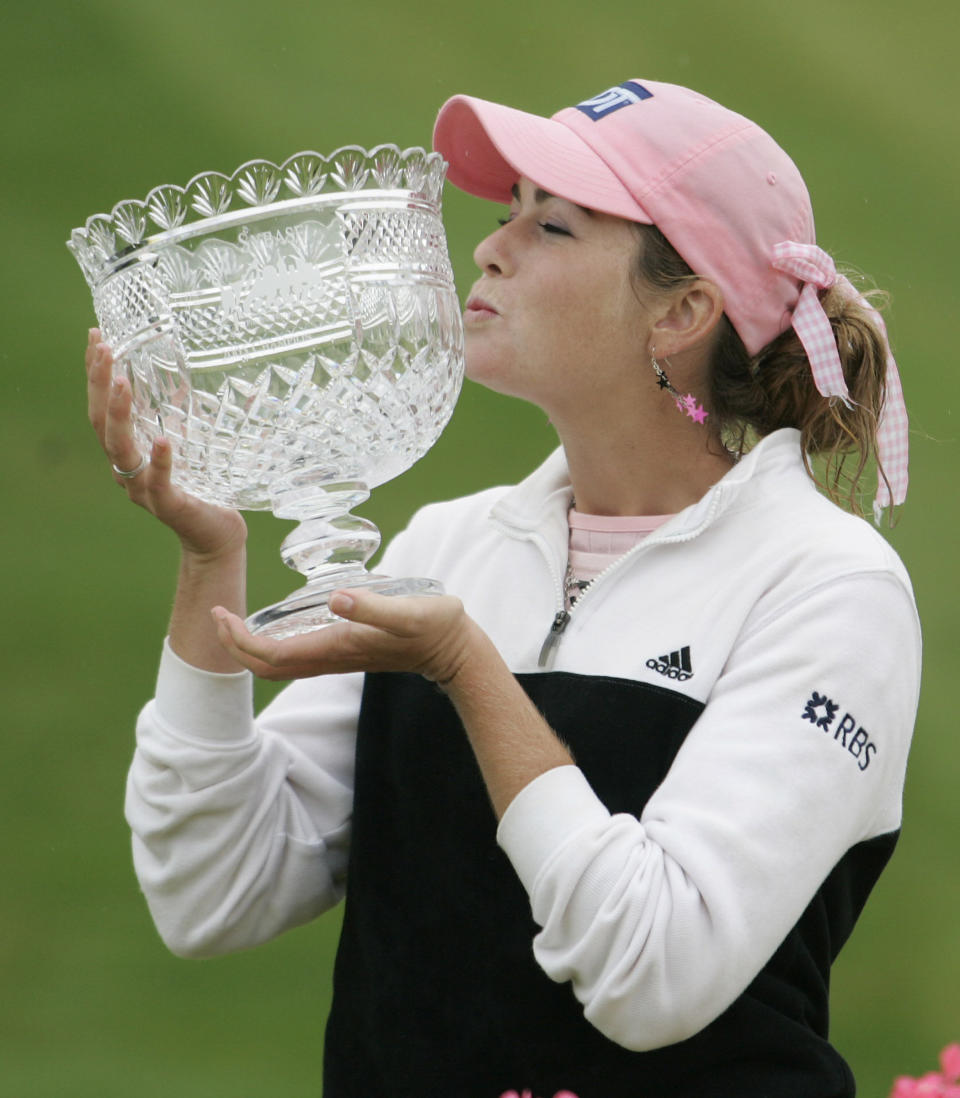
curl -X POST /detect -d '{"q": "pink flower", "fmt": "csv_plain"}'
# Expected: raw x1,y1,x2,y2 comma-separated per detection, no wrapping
915,1072,949,1095
942,1044,960,1082
889,1046,960,1098
891,1077,920,1098
498,1091,579,1098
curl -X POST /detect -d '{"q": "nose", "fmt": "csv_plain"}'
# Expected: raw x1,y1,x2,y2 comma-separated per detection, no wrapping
473,220,513,276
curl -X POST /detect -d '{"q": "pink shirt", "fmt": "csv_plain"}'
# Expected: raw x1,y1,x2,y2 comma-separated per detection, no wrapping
565,509,674,607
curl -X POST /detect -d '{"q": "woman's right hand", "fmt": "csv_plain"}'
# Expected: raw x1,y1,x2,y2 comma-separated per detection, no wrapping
85,328,248,563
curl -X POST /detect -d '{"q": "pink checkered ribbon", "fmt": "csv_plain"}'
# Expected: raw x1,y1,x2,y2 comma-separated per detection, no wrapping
771,241,908,518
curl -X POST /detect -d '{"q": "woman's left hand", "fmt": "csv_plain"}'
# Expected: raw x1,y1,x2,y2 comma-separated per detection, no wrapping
211,589,476,686
215,588,574,820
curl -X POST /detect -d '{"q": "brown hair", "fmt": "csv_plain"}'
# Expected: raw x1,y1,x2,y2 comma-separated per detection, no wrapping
632,223,893,519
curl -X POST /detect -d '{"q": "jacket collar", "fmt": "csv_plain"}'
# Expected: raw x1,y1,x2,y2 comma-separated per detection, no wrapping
489,428,808,545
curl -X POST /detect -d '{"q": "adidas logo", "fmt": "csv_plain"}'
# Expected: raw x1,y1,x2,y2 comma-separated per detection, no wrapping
646,646,693,681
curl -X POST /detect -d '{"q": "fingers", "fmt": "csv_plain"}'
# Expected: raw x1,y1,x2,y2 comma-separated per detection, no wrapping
330,588,461,637
104,374,149,484
86,332,145,482
211,607,354,680
81,330,248,558
329,589,474,686
211,590,472,684
209,597,414,681
210,609,280,677
86,330,112,441
86,334,153,488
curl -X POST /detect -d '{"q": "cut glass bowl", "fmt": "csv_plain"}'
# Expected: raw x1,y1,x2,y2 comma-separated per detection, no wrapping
68,146,464,637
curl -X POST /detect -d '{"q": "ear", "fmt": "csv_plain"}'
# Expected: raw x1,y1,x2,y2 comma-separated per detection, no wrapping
649,280,725,358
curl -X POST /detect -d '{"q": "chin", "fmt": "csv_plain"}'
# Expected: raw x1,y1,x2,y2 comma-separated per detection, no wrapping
464,344,549,408
464,370,518,399
464,350,511,392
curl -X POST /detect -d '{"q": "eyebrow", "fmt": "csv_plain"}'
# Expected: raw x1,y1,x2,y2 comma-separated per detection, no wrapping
510,183,594,215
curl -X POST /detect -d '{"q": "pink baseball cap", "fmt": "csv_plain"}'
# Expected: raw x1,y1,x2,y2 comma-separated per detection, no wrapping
432,79,908,514
433,79,812,356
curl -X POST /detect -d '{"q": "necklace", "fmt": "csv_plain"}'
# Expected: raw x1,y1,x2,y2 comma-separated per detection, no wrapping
564,562,589,609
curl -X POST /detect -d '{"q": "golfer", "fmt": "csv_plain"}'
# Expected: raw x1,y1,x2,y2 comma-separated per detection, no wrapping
86,79,920,1097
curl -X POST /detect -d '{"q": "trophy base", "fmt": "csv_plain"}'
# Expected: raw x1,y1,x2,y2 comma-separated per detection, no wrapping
246,571,444,640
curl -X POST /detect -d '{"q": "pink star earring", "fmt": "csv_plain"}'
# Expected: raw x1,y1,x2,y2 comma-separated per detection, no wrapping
651,350,708,424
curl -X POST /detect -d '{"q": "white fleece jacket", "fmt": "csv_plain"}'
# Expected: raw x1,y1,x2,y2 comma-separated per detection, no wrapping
126,428,921,1050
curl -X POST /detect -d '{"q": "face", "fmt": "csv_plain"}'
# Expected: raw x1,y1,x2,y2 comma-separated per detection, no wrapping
463,178,653,425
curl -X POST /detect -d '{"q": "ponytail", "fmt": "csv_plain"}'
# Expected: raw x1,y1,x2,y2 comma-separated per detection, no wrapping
632,224,893,520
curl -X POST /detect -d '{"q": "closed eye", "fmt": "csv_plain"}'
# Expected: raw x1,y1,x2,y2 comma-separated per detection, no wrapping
496,217,572,237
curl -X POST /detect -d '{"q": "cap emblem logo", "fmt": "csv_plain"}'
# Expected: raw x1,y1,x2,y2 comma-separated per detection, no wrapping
574,81,653,121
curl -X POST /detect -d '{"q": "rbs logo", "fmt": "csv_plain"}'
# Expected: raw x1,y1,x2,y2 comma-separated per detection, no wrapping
802,691,877,771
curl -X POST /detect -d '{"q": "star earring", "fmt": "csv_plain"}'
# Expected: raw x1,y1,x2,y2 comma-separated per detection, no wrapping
650,350,708,424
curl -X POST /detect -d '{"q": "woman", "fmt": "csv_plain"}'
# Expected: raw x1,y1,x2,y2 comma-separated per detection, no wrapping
87,80,920,1096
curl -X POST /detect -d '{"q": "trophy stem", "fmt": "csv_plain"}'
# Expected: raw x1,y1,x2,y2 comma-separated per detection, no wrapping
245,483,442,639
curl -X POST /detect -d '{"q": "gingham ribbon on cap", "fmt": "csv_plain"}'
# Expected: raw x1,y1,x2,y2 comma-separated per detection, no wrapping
771,241,909,519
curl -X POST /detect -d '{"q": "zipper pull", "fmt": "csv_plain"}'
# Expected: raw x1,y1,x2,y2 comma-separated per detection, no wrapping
538,610,571,669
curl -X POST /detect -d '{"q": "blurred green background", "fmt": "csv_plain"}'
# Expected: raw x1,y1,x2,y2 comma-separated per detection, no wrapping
1,0,956,1094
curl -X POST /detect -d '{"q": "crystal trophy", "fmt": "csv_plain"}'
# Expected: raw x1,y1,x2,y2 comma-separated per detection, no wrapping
68,147,464,638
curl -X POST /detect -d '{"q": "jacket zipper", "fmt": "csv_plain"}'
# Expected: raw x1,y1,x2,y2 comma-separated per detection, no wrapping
537,547,642,669
526,530,569,668
533,490,724,669
537,609,571,668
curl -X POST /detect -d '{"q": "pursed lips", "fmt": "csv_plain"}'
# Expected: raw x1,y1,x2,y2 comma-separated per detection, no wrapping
464,293,500,319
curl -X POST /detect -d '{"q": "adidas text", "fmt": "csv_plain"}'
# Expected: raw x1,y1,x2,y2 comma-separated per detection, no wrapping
647,646,693,682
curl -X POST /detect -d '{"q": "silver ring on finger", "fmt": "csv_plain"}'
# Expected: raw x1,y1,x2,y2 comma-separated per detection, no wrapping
112,454,149,479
